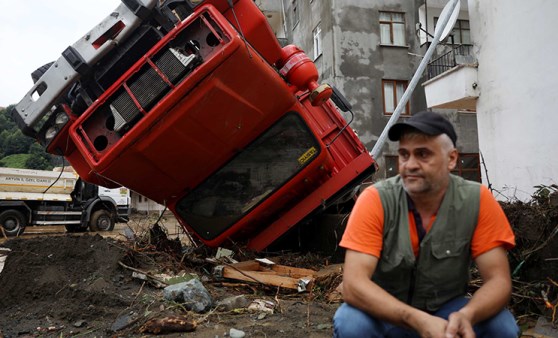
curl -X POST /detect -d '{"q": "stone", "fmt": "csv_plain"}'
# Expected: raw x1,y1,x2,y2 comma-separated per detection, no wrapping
163,279,212,313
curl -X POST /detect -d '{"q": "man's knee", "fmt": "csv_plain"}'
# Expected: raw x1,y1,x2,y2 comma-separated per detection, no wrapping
476,308,519,338
333,303,382,338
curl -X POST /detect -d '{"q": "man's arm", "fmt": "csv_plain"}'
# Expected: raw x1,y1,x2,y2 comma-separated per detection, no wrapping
446,246,512,335
342,249,451,337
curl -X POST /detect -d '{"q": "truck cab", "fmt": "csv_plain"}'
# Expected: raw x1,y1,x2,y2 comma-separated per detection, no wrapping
9,0,375,249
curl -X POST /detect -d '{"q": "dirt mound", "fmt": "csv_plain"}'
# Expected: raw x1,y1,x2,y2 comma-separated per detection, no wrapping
0,234,137,336
0,231,336,337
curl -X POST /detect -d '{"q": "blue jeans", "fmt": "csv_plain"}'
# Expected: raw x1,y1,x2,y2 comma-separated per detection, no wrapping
333,296,519,338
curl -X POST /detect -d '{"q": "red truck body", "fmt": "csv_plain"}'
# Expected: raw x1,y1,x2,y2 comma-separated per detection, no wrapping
10,0,375,250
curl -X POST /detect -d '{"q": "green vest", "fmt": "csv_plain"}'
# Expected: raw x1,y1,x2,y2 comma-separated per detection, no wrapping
373,174,480,312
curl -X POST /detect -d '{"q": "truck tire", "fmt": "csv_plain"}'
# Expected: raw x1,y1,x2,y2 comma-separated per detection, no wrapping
89,210,115,232
0,210,27,237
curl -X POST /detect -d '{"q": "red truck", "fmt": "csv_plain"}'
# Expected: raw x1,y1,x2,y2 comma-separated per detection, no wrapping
10,0,375,250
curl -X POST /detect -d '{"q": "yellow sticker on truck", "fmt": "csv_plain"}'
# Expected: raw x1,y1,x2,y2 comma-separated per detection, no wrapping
298,147,317,165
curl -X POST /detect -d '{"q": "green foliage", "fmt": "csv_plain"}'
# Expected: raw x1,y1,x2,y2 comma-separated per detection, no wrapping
25,143,53,170
532,184,558,206
0,154,31,168
0,106,55,170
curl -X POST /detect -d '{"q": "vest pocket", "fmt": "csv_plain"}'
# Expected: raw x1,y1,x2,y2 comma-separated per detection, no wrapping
431,239,469,259
428,239,470,288
374,253,414,299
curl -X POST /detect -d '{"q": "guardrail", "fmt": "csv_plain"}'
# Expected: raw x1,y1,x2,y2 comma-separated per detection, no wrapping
427,44,473,80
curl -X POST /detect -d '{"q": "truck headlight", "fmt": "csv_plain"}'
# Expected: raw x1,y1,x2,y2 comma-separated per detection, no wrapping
44,126,58,143
55,112,69,125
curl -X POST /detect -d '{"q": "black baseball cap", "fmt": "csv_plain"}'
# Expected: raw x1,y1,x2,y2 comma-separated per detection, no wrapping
388,111,457,146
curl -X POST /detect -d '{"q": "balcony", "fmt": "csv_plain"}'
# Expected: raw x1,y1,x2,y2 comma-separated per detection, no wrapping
423,45,479,111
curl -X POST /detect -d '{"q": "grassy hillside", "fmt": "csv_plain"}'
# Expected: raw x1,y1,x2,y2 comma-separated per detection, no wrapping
0,153,31,168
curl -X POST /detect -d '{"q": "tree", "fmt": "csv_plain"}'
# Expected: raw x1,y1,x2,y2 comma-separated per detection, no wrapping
25,143,53,170
3,132,33,156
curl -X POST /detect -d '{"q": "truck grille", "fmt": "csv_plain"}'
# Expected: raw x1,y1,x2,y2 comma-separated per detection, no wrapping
129,66,169,111
79,11,223,155
155,48,194,84
108,47,201,133
111,89,140,132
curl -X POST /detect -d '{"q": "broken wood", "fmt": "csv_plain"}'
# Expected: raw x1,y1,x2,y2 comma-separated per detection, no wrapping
139,315,196,334
118,261,168,287
216,260,317,291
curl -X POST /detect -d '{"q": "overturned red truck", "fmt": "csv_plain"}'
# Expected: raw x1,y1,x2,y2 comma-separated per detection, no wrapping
10,0,375,250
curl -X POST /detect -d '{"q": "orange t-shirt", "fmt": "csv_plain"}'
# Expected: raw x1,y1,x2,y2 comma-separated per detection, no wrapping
340,184,515,259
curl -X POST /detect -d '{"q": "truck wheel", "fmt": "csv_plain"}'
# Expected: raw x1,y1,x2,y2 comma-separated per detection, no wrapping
0,210,27,237
89,210,115,232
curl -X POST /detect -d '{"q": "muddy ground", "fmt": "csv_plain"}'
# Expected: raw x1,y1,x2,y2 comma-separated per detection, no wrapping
0,196,557,337
0,216,340,337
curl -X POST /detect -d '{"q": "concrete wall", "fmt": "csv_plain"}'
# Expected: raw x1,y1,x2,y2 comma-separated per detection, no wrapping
282,0,430,178
468,0,558,200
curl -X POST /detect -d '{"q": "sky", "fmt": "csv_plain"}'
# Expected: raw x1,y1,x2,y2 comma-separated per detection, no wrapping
0,0,119,107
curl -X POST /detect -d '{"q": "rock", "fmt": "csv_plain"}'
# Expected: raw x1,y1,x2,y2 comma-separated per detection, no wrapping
163,279,212,313
111,314,134,332
229,328,246,338
72,320,86,328
216,295,249,312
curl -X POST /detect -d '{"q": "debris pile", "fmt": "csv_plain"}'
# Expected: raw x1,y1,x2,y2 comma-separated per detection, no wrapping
0,224,339,337
502,193,558,329
1,188,555,336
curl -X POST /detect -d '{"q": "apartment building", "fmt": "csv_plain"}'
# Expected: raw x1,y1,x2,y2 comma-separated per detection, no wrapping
423,0,558,200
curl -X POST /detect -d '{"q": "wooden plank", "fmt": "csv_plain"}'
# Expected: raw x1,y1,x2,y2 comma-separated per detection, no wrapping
270,264,317,277
222,267,305,289
228,260,261,271
228,260,317,277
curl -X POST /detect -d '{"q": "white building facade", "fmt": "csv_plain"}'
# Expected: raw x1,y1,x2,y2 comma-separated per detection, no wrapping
424,0,558,200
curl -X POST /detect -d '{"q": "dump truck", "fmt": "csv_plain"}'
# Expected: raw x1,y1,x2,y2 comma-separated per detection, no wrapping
9,0,376,250
0,167,130,236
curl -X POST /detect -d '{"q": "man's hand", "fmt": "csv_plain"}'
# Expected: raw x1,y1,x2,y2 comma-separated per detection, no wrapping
445,312,475,338
412,312,450,338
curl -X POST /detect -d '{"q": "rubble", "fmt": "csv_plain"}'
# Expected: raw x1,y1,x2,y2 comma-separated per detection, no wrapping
214,259,317,291
0,196,554,337
163,279,213,313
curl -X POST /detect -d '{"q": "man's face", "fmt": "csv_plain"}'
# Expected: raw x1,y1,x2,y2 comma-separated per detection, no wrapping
398,133,457,196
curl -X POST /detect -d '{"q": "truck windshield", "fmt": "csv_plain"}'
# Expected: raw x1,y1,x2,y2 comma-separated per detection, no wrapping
175,113,319,239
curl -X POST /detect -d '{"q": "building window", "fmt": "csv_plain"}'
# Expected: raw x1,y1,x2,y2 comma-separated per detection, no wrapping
313,23,322,60
451,153,481,182
379,11,406,46
292,0,299,29
385,155,399,178
382,79,410,115
434,18,471,45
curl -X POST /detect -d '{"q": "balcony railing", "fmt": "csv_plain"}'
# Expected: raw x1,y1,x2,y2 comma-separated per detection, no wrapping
427,45,474,80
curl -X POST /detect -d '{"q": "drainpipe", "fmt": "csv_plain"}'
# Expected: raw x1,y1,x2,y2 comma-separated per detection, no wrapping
331,0,337,83
424,0,430,46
